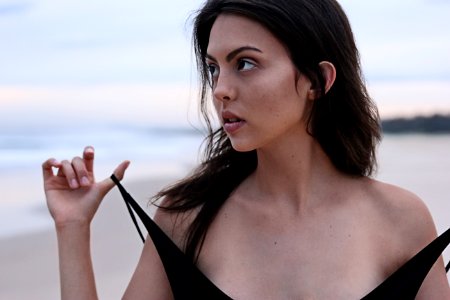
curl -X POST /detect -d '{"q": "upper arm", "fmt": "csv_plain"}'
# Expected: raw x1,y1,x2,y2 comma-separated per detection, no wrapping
122,204,177,300
122,199,193,300
122,234,174,300
413,207,450,300
416,253,450,300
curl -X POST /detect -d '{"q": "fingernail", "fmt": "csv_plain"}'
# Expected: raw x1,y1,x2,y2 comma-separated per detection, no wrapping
70,179,79,189
81,176,90,186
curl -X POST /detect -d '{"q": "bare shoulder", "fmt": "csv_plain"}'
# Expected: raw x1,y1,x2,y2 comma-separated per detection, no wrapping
363,179,438,254
346,178,449,298
153,196,198,250
122,197,198,300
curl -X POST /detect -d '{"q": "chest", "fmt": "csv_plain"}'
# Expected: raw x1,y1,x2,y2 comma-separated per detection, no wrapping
196,208,387,299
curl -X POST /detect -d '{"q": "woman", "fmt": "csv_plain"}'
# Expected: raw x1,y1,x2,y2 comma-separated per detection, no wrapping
42,0,450,299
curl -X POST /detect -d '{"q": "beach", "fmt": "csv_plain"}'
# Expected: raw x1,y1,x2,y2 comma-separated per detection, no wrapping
0,175,176,299
0,134,449,299
2,0,450,297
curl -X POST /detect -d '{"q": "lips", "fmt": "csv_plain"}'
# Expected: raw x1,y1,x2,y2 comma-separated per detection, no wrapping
222,111,246,134
222,111,242,122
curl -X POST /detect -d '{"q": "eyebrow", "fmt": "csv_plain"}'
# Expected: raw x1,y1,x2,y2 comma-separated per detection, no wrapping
206,46,262,62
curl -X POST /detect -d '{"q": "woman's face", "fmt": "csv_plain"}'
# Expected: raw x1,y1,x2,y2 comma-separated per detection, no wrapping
206,14,314,152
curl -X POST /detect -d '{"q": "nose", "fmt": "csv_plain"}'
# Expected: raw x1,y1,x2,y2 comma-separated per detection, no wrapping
212,72,237,102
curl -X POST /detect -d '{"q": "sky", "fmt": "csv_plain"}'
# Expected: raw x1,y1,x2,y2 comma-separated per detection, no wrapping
0,0,449,129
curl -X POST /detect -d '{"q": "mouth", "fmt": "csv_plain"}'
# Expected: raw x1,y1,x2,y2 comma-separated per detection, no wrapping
222,111,244,124
224,117,243,124
222,114,246,134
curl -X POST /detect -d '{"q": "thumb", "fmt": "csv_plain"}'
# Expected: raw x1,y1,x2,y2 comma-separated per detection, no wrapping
98,160,130,196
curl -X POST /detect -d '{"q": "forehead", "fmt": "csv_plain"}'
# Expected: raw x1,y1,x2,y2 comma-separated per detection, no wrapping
207,13,285,57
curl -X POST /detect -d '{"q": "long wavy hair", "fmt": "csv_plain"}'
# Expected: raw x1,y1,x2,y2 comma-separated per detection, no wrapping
154,0,381,263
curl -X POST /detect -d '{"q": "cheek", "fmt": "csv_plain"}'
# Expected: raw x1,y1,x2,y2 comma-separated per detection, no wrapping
210,98,223,126
255,73,305,121
212,97,221,114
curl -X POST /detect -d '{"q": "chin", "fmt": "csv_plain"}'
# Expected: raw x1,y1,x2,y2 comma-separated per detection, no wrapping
229,139,257,152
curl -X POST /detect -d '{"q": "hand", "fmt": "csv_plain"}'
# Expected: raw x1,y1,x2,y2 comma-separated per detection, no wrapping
42,146,130,227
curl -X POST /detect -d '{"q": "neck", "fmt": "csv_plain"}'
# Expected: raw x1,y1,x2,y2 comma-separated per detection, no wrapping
250,132,343,214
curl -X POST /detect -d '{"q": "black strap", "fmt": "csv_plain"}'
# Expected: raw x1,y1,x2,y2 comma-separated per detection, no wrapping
111,174,449,299
362,227,450,299
110,174,233,300
121,184,145,243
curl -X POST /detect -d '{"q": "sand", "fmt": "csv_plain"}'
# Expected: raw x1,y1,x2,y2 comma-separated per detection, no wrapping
1,135,450,299
0,176,175,300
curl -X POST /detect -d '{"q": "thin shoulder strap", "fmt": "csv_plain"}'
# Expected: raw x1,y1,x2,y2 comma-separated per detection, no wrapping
362,227,450,299
110,175,233,300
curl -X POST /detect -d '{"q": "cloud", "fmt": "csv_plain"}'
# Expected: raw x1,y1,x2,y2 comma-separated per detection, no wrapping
1,0,449,88
0,0,203,85
0,2,32,15
0,37,195,85
341,0,450,81
360,36,450,81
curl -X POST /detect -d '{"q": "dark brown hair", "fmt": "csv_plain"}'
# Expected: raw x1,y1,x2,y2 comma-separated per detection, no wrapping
154,0,381,263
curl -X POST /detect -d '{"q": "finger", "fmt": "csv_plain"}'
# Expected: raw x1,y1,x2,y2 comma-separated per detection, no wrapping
83,146,95,174
113,160,130,181
98,160,130,195
42,158,61,181
56,167,64,177
60,160,80,189
72,156,91,187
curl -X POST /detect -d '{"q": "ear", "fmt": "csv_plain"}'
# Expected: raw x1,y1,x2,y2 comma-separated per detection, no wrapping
318,61,336,94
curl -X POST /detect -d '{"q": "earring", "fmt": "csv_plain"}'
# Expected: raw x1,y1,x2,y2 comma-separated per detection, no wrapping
308,89,318,100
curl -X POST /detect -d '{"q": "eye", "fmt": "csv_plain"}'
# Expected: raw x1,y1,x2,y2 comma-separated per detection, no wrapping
207,63,219,79
237,59,256,71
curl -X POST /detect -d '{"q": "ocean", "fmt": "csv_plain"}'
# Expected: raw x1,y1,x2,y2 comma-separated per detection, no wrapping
0,124,205,239
0,127,449,265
